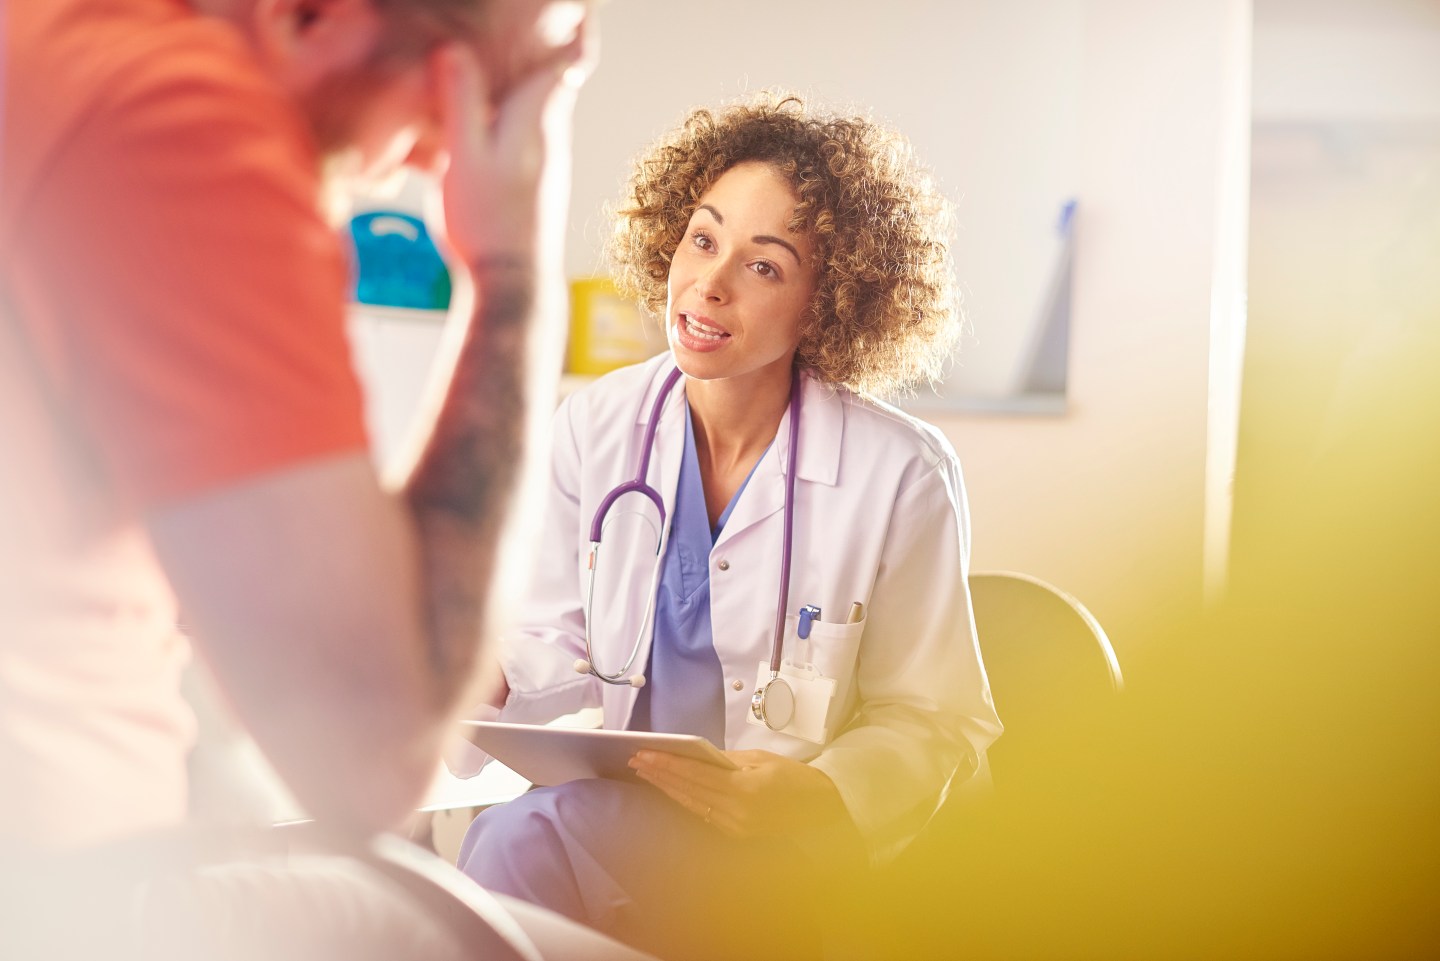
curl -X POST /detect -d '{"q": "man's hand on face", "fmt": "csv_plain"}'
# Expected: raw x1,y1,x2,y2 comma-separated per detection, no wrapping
425,7,597,273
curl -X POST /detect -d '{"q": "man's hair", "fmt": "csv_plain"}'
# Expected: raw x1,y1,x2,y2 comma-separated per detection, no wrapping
371,0,492,60
609,93,961,397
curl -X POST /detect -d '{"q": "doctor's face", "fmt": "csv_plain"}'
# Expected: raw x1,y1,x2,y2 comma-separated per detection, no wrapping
664,162,819,391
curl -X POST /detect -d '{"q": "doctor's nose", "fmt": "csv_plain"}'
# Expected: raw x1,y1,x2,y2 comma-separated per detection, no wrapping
693,264,730,303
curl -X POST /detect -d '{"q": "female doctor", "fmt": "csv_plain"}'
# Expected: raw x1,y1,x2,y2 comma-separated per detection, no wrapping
452,94,1002,960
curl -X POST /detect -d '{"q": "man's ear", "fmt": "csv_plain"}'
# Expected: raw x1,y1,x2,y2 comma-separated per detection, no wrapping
250,0,384,93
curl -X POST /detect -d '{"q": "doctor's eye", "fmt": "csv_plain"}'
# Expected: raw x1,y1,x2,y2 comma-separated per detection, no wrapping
688,230,715,252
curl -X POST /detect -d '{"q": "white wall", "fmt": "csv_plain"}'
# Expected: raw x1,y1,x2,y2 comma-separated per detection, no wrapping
1252,0,1440,124
568,0,1083,401
930,0,1252,655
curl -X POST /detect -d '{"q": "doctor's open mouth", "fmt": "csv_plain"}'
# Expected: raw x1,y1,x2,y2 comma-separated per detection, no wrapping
678,312,731,342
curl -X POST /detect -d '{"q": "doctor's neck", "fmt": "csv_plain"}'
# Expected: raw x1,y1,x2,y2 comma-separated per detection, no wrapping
684,367,796,472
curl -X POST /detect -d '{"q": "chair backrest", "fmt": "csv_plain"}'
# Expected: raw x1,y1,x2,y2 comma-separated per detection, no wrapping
968,571,1122,778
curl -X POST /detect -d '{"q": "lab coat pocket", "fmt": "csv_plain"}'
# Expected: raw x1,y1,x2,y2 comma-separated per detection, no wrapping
801,615,865,685
796,614,866,732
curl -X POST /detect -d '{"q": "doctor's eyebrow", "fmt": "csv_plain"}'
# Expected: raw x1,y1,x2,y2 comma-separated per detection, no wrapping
695,204,803,265
752,234,802,265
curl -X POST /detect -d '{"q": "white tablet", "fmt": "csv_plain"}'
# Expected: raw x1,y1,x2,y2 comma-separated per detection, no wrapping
458,720,737,787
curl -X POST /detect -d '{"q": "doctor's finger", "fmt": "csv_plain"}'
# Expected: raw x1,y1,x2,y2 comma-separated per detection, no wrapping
658,783,752,840
631,762,734,816
636,769,722,820
629,756,724,800
637,768,767,839
630,750,739,794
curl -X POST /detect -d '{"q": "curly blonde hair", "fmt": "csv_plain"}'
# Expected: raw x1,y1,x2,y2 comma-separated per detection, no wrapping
609,94,960,397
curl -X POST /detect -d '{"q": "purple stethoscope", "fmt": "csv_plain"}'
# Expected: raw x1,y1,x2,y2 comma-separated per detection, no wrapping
573,365,805,731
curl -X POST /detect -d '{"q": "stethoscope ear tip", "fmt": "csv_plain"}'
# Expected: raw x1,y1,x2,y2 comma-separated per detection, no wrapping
575,657,646,688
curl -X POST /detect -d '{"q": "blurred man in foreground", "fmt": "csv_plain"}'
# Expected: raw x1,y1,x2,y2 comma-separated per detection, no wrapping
0,1,635,957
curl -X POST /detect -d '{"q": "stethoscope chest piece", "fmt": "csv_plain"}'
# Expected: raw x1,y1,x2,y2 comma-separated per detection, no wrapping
750,675,796,731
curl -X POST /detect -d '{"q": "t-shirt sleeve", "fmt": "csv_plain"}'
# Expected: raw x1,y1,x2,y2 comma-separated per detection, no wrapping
18,39,368,508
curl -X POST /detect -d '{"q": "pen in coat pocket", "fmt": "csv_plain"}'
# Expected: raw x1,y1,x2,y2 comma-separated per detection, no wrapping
847,602,865,623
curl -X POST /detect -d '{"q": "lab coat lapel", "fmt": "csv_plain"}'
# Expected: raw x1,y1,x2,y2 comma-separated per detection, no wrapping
712,442,785,550
793,372,843,488
712,372,843,551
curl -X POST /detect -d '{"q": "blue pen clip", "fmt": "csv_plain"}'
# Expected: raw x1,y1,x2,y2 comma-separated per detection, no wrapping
797,605,822,640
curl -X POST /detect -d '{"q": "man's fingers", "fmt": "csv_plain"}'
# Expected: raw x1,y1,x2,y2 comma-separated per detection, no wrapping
497,9,597,129
557,9,600,89
432,42,489,163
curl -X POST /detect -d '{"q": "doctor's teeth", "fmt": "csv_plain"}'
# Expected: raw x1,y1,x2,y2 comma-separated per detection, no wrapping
685,315,726,338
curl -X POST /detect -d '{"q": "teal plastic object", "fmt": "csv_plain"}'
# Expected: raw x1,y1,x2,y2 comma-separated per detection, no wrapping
348,211,452,310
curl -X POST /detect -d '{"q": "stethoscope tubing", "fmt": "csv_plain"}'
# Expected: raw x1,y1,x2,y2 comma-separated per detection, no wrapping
769,373,802,676
581,364,801,687
587,366,683,543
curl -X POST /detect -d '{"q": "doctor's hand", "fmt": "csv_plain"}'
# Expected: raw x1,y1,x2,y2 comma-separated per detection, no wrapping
628,749,853,840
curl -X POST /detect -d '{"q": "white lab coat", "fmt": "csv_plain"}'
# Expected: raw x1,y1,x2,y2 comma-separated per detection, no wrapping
495,353,1001,863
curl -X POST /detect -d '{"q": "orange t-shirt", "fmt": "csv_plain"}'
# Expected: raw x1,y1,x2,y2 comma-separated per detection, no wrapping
0,0,369,846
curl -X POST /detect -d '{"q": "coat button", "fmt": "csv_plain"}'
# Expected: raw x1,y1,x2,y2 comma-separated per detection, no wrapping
717,559,730,571
732,680,744,691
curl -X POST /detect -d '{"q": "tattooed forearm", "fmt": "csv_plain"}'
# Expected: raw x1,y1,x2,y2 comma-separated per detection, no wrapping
401,263,562,704
407,274,533,521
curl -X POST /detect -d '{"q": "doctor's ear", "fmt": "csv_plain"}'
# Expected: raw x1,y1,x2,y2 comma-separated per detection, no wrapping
250,0,385,93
